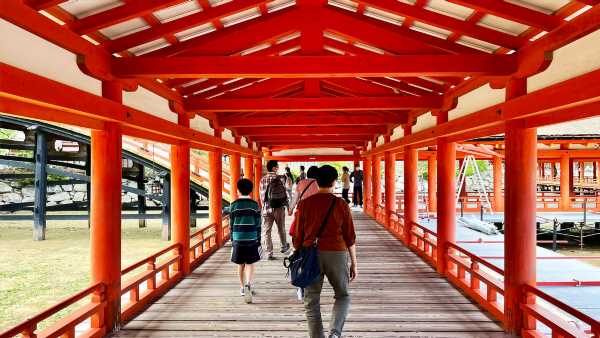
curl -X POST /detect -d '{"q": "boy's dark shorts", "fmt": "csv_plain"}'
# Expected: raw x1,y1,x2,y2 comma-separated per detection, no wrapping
231,242,261,264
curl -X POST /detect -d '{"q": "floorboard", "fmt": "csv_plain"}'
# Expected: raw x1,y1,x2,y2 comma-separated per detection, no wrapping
116,211,510,337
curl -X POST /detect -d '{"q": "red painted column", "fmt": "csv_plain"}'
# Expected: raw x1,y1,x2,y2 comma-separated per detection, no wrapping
363,157,372,215
171,114,191,275
209,131,224,246
254,156,262,202
244,155,254,182
403,125,418,245
230,139,241,201
353,149,360,169
560,153,570,210
373,156,381,213
427,155,437,213
504,78,537,334
385,150,396,228
435,112,456,274
91,81,122,331
569,158,574,196
493,156,504,212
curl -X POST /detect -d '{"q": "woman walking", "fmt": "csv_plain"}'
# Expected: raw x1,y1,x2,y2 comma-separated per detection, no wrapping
293,165,358,338
285,166,295,203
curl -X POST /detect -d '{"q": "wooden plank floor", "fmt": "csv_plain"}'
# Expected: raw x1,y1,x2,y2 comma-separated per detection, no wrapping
116,212,510,337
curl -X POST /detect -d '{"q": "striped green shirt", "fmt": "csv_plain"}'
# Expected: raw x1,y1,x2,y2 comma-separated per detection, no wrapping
228,198,261,245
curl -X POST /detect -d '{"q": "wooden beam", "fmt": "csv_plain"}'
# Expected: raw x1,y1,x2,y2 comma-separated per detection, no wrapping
218,112,406,127
185,96,442,112
361,0,527,50
104,0,268,53
112,54,517,79
68,0,186,35
446,0,562,32
267,155,361,162
25,0,66,10
365,66,600,156
235,126,388,136
0,64,256,157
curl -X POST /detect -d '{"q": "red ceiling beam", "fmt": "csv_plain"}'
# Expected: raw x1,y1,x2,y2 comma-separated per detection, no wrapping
252,135,373,142
361,0,527,50
104,0,268,53
112,54,517,79
146,9,300,57
323,7,479,55
68,0,185,35
267,155,361,162
261,140,366,147
218,112,407,127
221,79,303,98
447,0,563,32
185,96,442,112
235,126,388,136
0,63,257,157
25,0,66,10
365,66,600,156
322,78,397,97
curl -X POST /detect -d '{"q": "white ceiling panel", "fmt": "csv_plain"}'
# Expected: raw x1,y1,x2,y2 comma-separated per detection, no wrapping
59,0,123,19
99,18,148,40
477,14,530,36
153,1,203,23
425,0,474,20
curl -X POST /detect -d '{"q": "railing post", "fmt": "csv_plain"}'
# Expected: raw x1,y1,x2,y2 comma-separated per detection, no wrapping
436,112,456,274
253,156,262,203
403,124,418,245
33,128,47,241
90,80,123,332
171,114,191,275
504,78,537,335
385,150,396,229
209,130,224,247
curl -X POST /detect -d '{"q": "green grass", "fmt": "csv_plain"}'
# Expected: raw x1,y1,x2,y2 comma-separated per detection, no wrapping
0,215,208,332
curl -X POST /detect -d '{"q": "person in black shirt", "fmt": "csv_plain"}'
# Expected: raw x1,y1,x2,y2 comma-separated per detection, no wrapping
349,166,364,208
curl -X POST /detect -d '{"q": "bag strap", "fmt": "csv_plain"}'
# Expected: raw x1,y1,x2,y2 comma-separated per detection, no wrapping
296,180,315,206
314,196,337,244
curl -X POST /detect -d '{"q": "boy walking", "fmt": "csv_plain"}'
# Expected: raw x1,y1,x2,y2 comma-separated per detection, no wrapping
229,178,262,304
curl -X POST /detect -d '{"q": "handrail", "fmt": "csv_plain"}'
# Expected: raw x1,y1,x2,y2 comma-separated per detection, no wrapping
0,283,106,338
522,285,600,338
120,243,183,323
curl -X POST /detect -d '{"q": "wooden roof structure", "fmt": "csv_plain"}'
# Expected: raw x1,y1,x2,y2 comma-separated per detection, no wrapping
3,0,600,156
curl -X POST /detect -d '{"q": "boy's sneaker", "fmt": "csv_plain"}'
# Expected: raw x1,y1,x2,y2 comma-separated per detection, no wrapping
328,331,341,338
280,243,290,253
240,287,245,296
267,253,275,260
296,287,304,301
244,284,253,304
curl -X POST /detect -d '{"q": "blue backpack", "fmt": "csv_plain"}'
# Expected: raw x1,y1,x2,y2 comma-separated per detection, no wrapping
284,196,337,288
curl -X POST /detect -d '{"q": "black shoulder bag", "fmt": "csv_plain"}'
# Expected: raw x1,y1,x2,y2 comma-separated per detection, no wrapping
284,196,337,288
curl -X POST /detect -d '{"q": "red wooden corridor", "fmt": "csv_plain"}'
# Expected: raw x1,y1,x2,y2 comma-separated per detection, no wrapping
2,0,600,337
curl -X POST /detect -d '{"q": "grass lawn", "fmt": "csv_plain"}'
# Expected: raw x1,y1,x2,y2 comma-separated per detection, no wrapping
0,214,208,332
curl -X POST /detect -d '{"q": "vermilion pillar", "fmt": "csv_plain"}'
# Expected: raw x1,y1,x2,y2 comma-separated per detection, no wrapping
91,81,122,331
363,157,372,216
435,113,456,274
427,155,436,213
230,142,241,201
171,114,191,275
372,156,381,212
384,150,396,228
504,78,537,334
209,132,224,246
560,153,570,210
244,156,254,182
403,126,418,245
353,149,360,168
254,157,262,202
493,156,504,211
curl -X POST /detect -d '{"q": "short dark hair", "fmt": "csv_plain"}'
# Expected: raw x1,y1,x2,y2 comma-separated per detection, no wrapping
300,165,305,170
266,160,278,172
306,165,319,179
236,178,253,196
342,166,349,172
317,165,338,188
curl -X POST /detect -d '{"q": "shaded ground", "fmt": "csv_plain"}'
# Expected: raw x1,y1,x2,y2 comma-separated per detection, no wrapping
558,246,600,268
0,213,207,331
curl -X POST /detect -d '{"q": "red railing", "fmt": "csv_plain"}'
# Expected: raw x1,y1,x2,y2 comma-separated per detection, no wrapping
374,210,600,338
0,283,106,338
522,285,600,338
120,243,183,323
2,217,230,337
